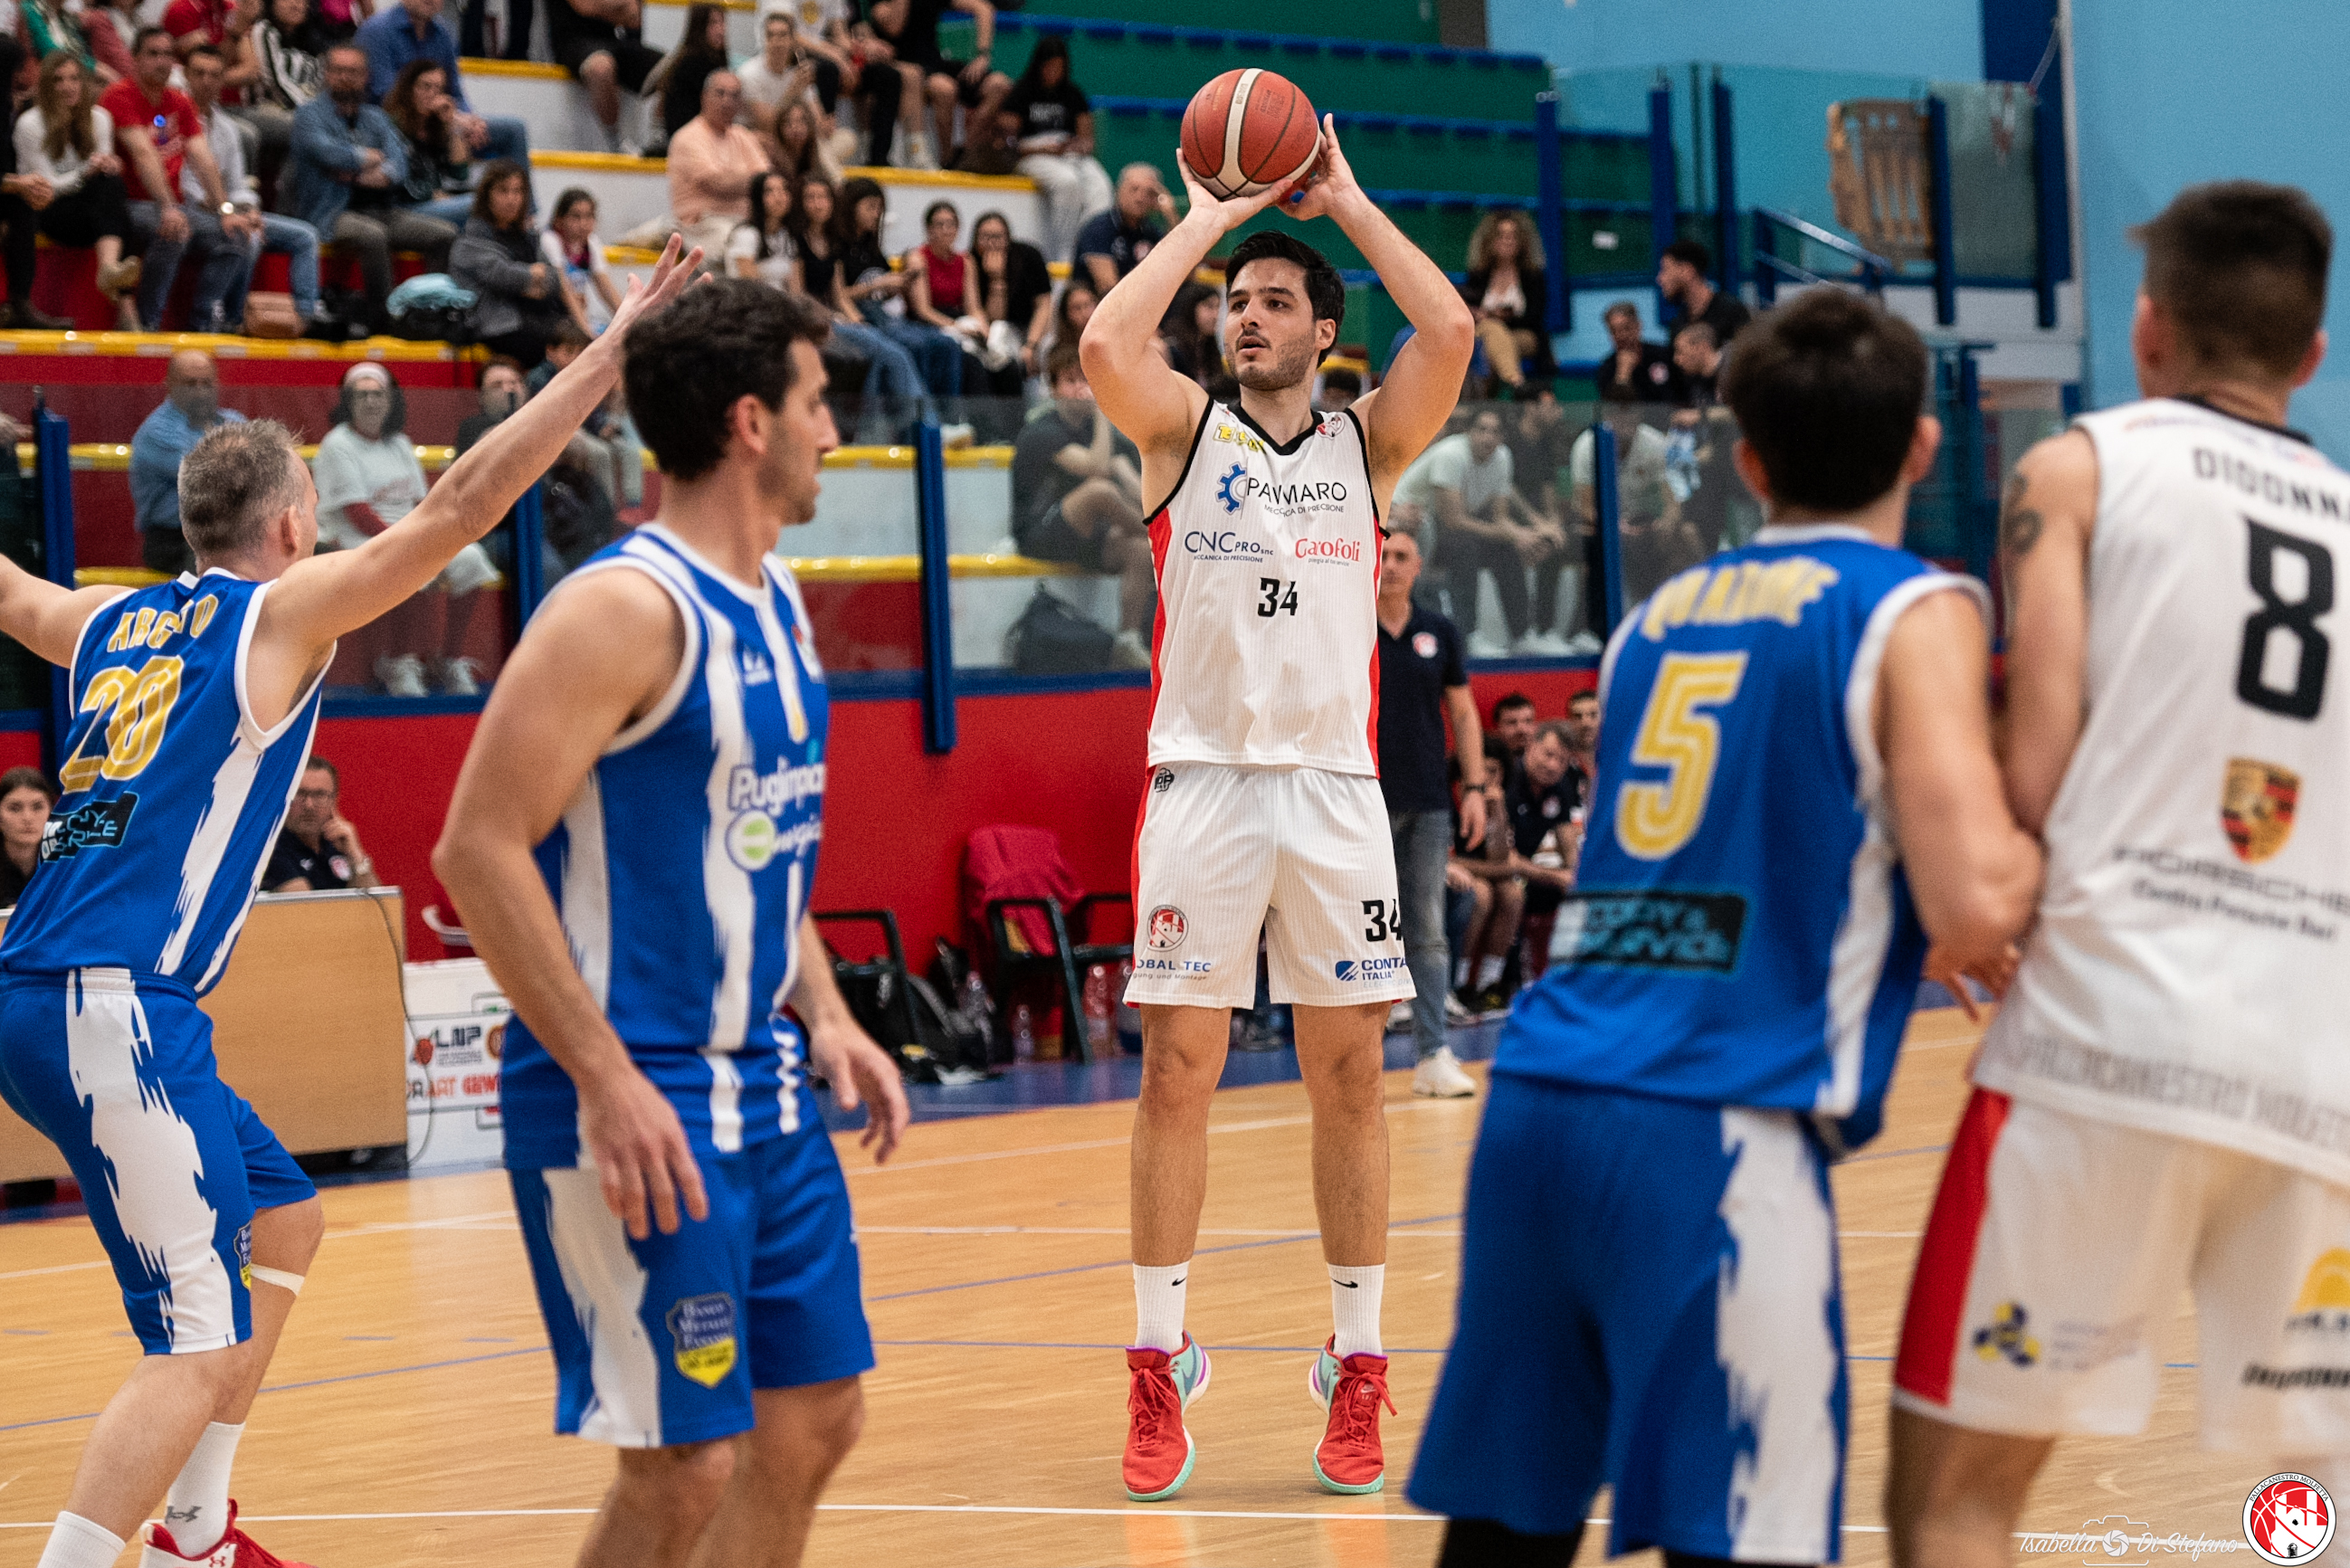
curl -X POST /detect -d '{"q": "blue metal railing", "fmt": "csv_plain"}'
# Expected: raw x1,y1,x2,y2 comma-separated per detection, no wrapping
33,396,73,772
1750,206,1894,302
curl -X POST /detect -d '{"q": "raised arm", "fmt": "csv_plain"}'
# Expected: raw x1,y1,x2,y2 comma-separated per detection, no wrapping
0,565,128,670
1080,157,1289,481
433,566,709,1240
248,238,698,710
1994,428,2098,835
1879,586,2043,973
1287,122,1474,498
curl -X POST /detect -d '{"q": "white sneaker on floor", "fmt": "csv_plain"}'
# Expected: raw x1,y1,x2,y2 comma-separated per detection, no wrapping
903,130,939,170
1466,631,1511,660
1513,631,1572,656
1413,1046,1477,1098
438,656,484,697
1565,631,1603,654
1386,1000,1413,1031
376,653,427,697
1443,993,1476,1027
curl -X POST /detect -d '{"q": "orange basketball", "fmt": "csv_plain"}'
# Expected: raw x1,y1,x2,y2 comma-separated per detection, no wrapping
1180,68,1321,201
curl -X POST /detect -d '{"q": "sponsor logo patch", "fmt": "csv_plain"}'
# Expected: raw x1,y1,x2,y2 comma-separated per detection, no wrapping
1146,906,1187,951
1333,955,1409,983
41,794,138,860
1412,632,1438,659
1152,767,1175,794
235,1223,252,1290
1213,423,1266,455
1215,461,1247,514
668,1294,738,1389
1552,889,1746,974
1973,1301,2041,1368
2222,757,2299,864
2245,1473,2333,1564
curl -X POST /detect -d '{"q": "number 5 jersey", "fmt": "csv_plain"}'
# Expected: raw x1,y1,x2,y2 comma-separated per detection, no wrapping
1974,398,2350,1186
1495,527,1980,1153
2,572,326,992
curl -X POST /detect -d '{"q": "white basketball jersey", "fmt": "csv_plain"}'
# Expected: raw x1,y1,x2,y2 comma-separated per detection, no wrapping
1143,402,1382,774
1975,397,2350,1185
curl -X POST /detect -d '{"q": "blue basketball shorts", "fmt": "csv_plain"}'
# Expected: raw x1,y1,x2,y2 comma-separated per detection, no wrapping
0,967,317,1354
1408,1073,1851,1563
511,1118,875,1449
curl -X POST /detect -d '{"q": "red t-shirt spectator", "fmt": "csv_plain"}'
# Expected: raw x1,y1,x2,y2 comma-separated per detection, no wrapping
99,77,203,199
163,0,235,49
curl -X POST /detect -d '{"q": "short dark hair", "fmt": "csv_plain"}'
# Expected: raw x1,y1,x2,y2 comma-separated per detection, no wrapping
623,280,832,482
1320,366,1361,396
2133,181,2332,379
471,158,530,225
922,199,957,229
185,42,224,66
1045,339,1084,385
324,41,366,66
1493,692,1535,719
133,24,175,52
1603,299,1641,326
547,318,592,353
1677,320,1719,349
1722,290,1928,513
303,756,339,787
0,765,55,804
1566,689,1597,710
1662,238,1714,276
179,419,305,558
552,186,596,223
1227,231,1346,332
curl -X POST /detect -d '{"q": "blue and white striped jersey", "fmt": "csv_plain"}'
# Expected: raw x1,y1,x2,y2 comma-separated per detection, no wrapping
499,526,831,1167
1,573,325,993
1495,527,1984,1153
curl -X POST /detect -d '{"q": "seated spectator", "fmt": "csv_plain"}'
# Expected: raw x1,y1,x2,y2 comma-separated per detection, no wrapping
263,757,381,891
160,0,260,100
0,33,56,330
1487,689,1536,777
356,0,529,178
771,0,856,146
1395,407,1570,657
999,36,1108,264
0,765,53,908
132,351,245,575
1656,235,1750,348
243,0,328,167
624,69,763,260
790,173,928,434
765,96,840,190
84,0,140,85
453,355,525,451
858,0,1005,171
542,0,664,153
727,167,794,288
540,186,620,331
1317,365,1362,413
1672,318,1723,406
840,176,960,398
909,198,1022,401
1075,161,1169,295
1447,747,1518,1012
1044,273,1096,361
312,360,500,695
19,0,110,86
737,14,815,146
525,319,641,506
281,43,454,334
101,26,254,329
1593,297,1675,405
652,3,728,143
183,43,327,335
967,208,1051,380
1012,343,1151,668
1161,280,1232,396
383,58,472,224
1508,383,1597,649
1560,689,1597,783
1570,402,1701,602
1505,720,1584,957
451,158,563,366
1462,207,1554,396
12,51,140,330
842,0,910,166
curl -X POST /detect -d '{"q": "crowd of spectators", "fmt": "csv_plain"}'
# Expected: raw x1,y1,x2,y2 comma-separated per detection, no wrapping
1444,689,1595,1017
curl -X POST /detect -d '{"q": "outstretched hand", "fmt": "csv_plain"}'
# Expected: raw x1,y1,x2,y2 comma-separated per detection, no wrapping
1281,118,1360,222
1173,147,1301,234
607,233,703,339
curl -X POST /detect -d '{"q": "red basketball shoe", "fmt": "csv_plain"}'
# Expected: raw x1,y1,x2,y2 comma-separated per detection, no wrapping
1308,1337,1395,1495
1124,1332,1212,1501
143,1501,313,1568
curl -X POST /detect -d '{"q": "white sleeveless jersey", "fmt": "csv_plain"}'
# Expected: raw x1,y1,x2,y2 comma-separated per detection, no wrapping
1144,402,1382,774
1975,397,2350,1184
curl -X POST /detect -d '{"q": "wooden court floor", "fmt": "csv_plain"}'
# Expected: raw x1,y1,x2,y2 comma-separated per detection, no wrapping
0,1009,2279,1565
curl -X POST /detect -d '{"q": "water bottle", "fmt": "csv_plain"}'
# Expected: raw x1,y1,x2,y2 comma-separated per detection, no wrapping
1011,1003,1036,1062
1083,964,1113,1052
957,967,996,1055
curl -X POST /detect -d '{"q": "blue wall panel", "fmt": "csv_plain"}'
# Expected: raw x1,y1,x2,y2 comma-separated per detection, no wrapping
1489,0,1980,80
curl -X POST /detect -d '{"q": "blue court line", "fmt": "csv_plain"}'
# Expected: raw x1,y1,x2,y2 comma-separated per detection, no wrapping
342,1335,395,1341
866,1212,1461,1305
0,1345,548,1434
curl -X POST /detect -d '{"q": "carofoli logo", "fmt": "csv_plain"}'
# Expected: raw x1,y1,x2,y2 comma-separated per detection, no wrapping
1295,537,1363,564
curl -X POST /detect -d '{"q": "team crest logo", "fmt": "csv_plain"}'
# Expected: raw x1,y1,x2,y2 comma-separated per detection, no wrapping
2222,758,2300,863
1972,1301,2041,1367
235,1223,252,1289
667,1294,738,1389
2246,1473,2334,1563
1152,767,1175,794
1412,632,1438,658
1215,462,1247,514
1146,906,1187,951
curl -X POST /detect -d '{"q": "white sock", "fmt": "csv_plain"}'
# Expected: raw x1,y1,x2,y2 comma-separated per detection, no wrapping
1452,956,1470,988
1330,1264,1385,1360
37,1513,124,1568
154,1421,242,1557
1132,1263,1188,1354
1475,955,1506,989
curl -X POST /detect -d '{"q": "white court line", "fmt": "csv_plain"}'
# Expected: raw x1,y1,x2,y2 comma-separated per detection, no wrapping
847,1098,1460,1176
0,1507,1900,1531
0,1260,110,1283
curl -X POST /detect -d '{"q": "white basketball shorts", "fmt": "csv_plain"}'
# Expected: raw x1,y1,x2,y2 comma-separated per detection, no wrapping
1893,1088,2350,1452
1125,762,1411,1012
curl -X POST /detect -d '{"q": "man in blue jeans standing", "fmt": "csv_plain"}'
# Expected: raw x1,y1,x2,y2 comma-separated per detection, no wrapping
1375,527,1486,1098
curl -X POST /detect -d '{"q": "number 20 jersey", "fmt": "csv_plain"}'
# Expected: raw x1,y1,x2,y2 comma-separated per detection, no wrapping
1144,403,1382,775
1496,527,1978,1153
2,573,325,992
1975,398,2350,1186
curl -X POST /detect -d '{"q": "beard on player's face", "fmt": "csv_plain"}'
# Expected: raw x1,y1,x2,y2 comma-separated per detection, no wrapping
1232,333,1318,392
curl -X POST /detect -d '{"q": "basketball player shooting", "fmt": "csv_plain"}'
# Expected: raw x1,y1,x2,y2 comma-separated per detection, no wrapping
1080,119,1473,1502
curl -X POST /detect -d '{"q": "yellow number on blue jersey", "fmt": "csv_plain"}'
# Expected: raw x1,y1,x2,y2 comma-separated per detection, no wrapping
1614,652,1748,860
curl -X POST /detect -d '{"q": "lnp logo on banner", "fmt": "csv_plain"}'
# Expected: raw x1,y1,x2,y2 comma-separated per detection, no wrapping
2245,1473,2333,1564
667,1294,738,1389
2222,758,2300,863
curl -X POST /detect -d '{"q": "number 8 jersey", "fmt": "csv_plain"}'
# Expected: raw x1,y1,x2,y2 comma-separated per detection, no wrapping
1145,403,1383,774
1975,398,2350,1186
1495,527,1978,1153
2,573,325,992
